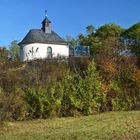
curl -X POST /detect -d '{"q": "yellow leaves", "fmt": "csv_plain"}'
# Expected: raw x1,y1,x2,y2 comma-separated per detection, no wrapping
100,59,117,76
101,83,109,93
131,69,140,88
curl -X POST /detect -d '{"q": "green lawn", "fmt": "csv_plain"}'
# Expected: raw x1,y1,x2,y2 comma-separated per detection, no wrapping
0,111,140,140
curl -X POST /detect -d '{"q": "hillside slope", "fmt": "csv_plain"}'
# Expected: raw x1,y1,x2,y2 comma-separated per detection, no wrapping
0,111,140,140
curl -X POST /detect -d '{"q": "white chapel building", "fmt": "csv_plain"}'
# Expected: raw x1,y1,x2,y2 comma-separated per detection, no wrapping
19,13,69,62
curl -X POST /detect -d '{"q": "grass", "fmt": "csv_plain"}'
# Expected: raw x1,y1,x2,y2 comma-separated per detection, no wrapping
0,111,140,140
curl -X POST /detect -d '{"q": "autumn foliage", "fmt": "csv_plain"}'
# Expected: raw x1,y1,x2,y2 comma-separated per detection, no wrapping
0,23,140,120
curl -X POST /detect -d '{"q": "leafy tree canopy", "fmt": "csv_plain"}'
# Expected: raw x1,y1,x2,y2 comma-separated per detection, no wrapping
65,35,78,48
95,23,125,40
121,23,140,59
86,25,95,35
122,22,140,39
9,40,20,60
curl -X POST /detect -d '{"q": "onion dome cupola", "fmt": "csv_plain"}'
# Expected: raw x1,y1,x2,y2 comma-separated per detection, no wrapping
41,10,52,34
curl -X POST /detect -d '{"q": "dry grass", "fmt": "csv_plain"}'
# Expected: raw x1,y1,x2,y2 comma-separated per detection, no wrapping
0,111,140,140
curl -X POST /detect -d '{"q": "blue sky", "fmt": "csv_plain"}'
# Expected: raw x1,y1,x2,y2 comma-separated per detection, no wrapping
0,0,140,46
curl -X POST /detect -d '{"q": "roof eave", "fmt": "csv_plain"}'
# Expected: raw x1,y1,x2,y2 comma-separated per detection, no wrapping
18,42,68,46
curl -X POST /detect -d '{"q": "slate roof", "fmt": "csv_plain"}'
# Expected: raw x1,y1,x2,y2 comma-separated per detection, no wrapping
42,17,51,23
19,29,67,45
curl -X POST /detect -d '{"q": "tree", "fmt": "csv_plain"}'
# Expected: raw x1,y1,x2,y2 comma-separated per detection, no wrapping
96,37,122,83
86,25,95,35
121,23,140,64
62,60,104,115
84,59,104,114
9,40,20,60
65,35,78,48
122,23,140,40
77,24,124,57
95,23,124,40
78,32,102,57
78,34,86,46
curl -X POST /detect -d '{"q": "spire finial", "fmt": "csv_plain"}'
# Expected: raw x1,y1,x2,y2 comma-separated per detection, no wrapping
45,10,48,18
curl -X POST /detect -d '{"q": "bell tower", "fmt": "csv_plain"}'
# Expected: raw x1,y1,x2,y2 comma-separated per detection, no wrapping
42,10,52,34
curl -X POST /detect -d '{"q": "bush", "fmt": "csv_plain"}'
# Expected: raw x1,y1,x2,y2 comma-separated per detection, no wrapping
61,60,105,116
24,80,64,118
24,60,105,118
0,87,27,121
0,57,139,120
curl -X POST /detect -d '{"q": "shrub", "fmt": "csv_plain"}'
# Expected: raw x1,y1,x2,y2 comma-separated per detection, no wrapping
61,60,105,116
24,80,64,118
0,87,27,121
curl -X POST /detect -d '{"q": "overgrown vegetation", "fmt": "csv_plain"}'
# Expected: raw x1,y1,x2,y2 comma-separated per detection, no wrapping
0,23,140,121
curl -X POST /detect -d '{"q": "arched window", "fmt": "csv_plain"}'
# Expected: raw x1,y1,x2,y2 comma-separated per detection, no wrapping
47,47,52,58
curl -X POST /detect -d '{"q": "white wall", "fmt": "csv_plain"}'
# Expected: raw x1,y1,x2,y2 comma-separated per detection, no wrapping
20,43,69,61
